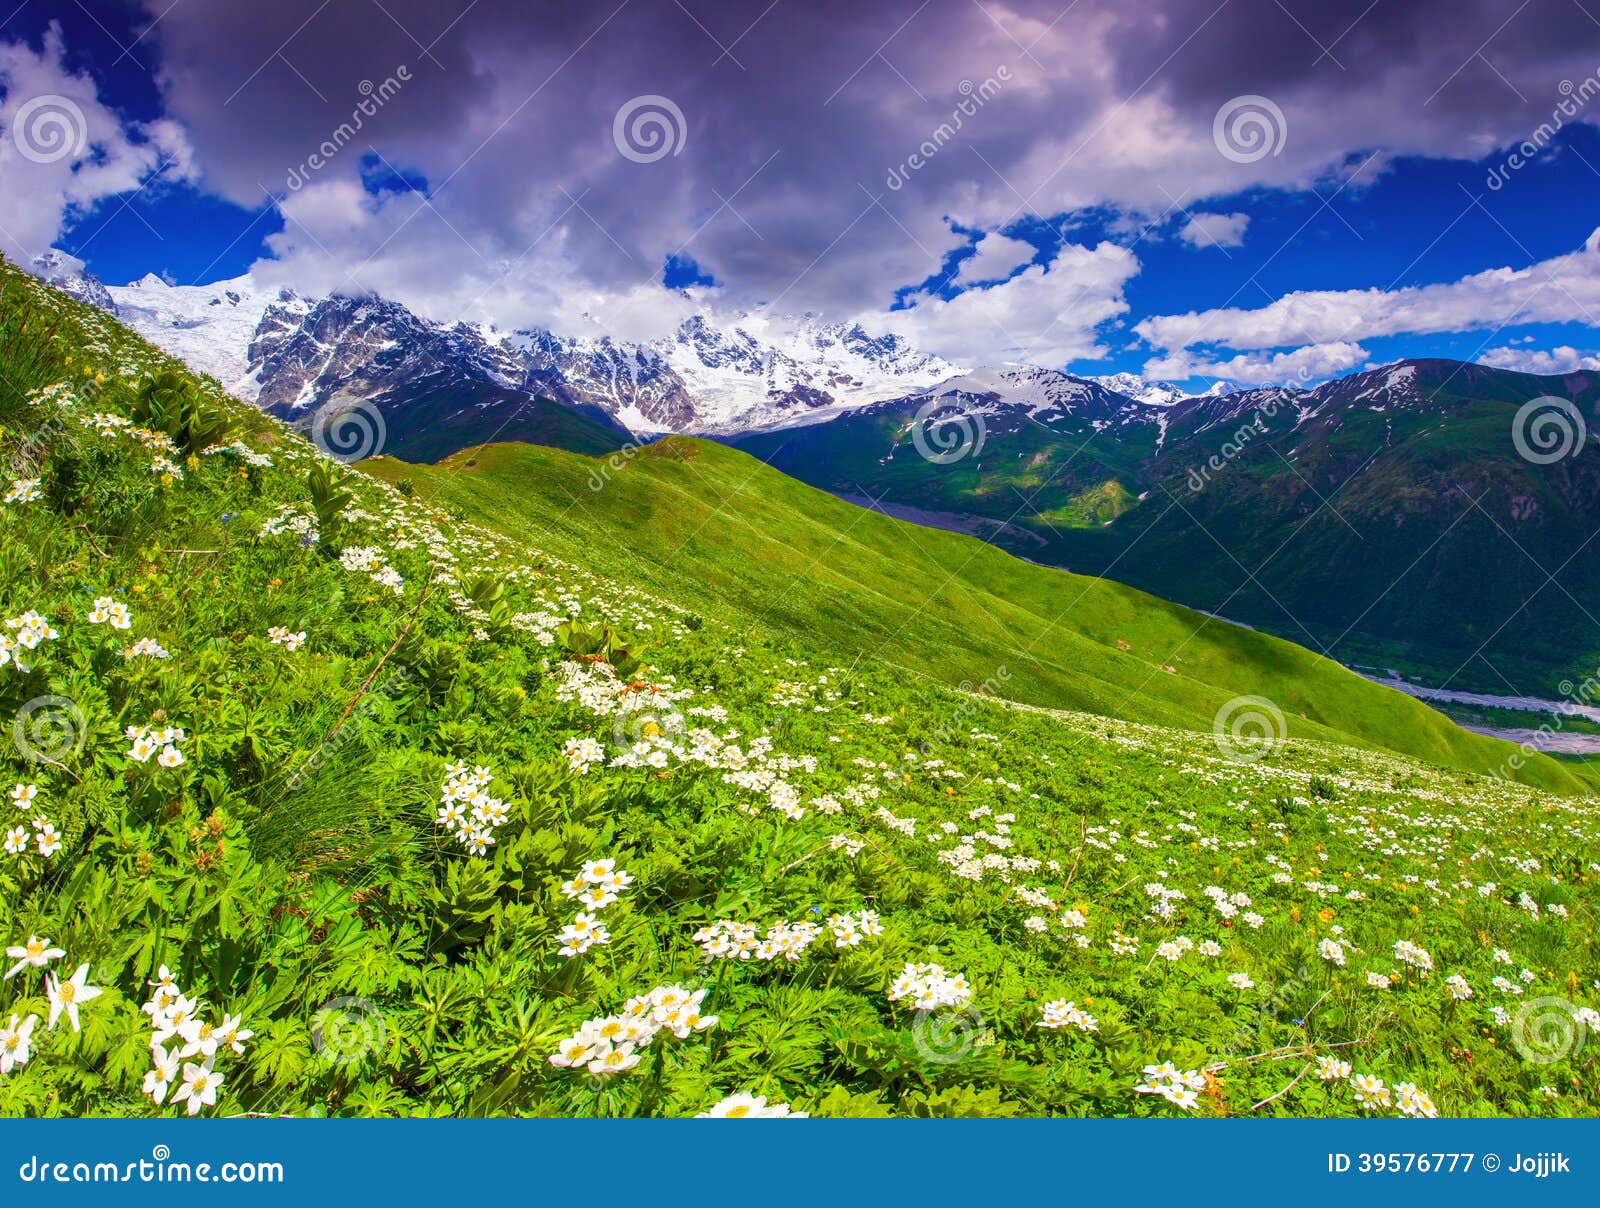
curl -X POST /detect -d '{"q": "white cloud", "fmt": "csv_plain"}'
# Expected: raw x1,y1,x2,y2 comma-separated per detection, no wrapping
0,22,195,265
953,232,1037,286
1144,341,1370,386
1178,211,1249,249
1480,345,1600,375
1138,229,1600,353
870,240,1139,366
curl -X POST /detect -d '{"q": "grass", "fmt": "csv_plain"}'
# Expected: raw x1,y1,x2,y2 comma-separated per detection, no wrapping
2,260,1597,1121
370,439,1599,797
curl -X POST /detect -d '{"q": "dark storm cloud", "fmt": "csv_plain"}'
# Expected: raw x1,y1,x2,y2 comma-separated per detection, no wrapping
136,0,1600,335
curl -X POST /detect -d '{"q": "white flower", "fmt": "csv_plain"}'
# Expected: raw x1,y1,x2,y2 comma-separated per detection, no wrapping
563,736,604,774
886,962,971,1009
1317,938,1345,967
696,1092,806,1118
1350,1073,1391,1110
0,1013,38,1073
4,478,42,504
171,1059,223,1115
87,597,132,630
122,637,171,660
556,912,611,958
4,935,65,980
1227,972,1255,990
45,962,104,1032
1316,1056,1352,1081
267,626,307,651
2,826,27,855
1039,1000,1098,1032
35,823,61,857
9,783,37,808
143,1043,180,1103
1394,1081,1438,1118
216,1014,253,1056
585,1042,641,1076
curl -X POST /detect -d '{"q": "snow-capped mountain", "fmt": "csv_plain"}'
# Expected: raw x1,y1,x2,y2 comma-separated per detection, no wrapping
30,250,117,314
1088,371,1217,407
97,271,960,438
923,366,1165,427
105,273,301,397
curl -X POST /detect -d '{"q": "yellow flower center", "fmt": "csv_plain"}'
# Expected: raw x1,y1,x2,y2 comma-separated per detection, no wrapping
59,983,75,1003
725,1104,751,1117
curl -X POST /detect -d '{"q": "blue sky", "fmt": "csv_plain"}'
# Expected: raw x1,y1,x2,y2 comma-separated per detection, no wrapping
5,0,1600,386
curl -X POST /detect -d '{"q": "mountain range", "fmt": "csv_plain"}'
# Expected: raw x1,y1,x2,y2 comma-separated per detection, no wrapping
730,359,1600,695
30,252,1600,694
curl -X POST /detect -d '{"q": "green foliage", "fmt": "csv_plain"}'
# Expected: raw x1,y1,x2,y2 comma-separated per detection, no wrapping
0,261,1597,1123
131,369,233,454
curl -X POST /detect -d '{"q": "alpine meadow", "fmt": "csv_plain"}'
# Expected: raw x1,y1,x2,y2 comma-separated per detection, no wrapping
2,0,1600,1140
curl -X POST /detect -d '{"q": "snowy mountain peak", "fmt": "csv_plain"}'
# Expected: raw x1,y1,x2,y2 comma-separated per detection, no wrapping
29,250,117,314
1089,371,1224,407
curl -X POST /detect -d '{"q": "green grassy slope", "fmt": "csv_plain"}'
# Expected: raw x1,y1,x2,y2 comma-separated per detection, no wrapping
370,439,1596,795
4,261,1599,1121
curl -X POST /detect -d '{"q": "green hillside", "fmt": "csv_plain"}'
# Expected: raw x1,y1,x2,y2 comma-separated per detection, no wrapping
3,260,1598,1122
728,365,1600,696
370,438,1596,796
